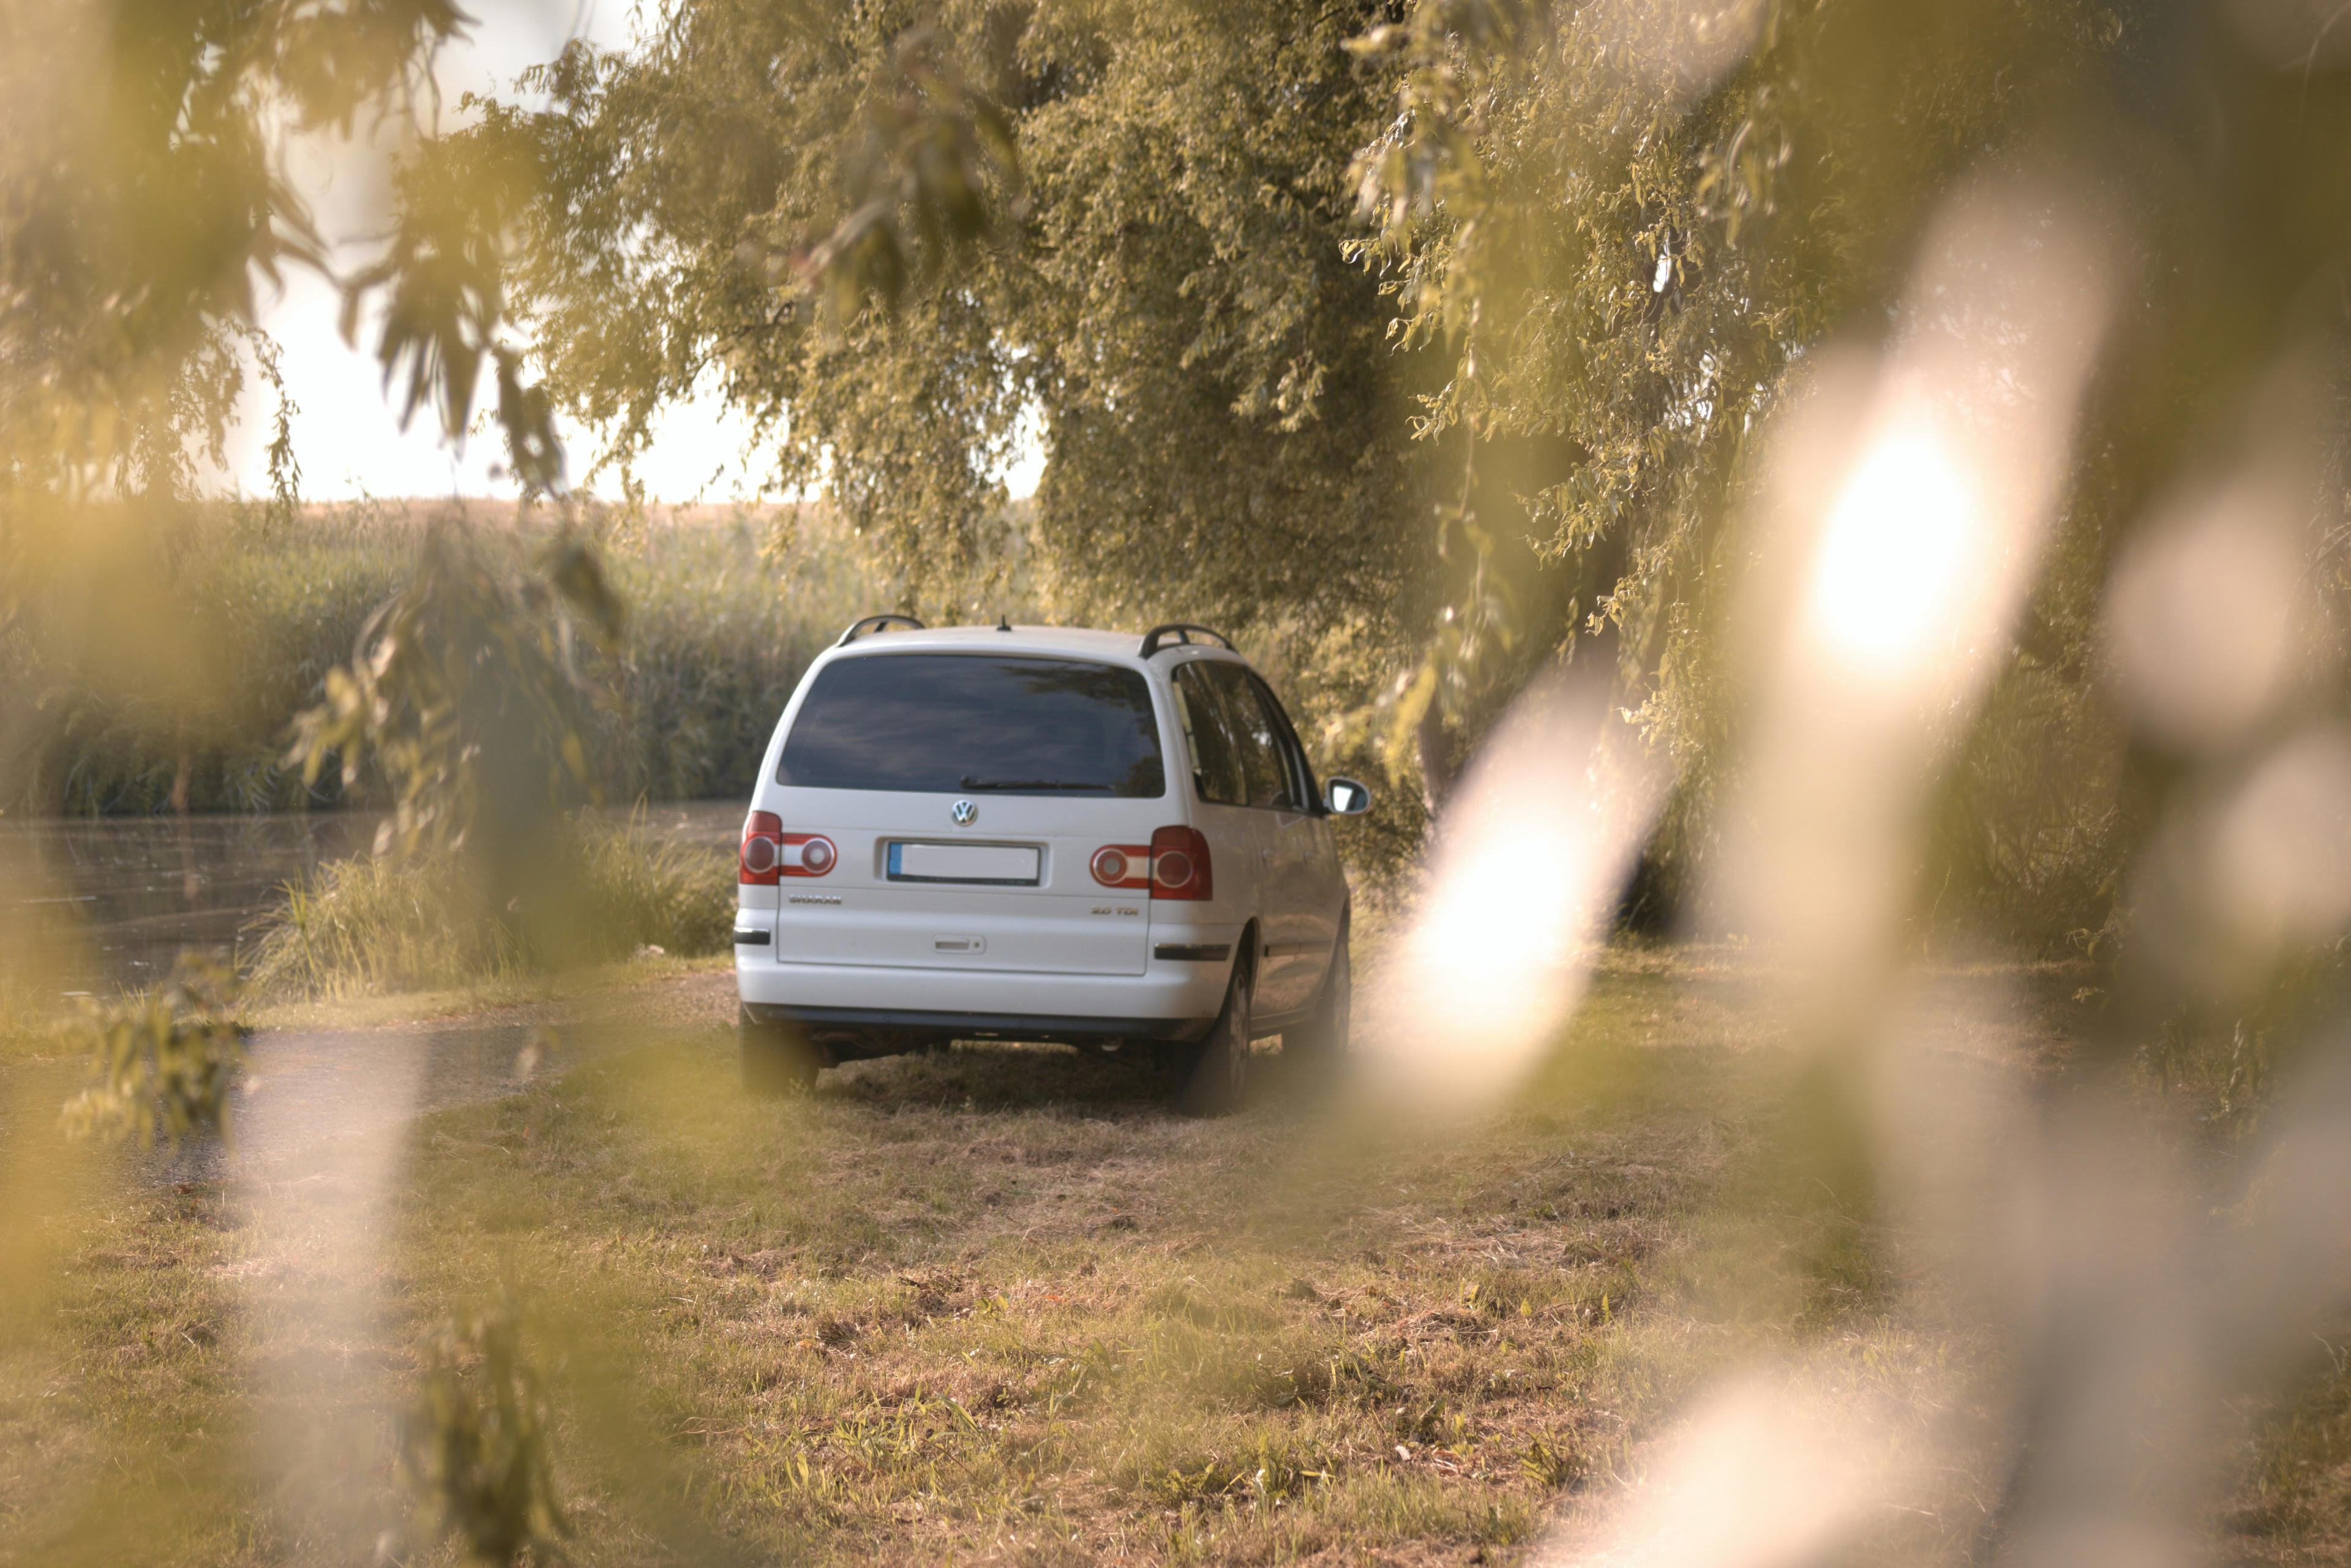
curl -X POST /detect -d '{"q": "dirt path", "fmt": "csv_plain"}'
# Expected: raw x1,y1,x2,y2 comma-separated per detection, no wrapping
0,967,740,1188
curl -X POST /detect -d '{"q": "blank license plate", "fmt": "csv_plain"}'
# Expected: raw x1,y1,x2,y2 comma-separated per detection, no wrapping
887,841,1041,885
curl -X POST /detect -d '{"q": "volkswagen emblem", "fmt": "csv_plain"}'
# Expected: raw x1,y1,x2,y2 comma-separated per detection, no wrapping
951,798,978,827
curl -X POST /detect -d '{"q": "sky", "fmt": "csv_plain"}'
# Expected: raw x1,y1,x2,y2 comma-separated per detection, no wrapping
219,2,1042,506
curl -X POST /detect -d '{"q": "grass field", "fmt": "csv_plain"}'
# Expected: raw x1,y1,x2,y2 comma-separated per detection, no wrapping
2,951,2345,1566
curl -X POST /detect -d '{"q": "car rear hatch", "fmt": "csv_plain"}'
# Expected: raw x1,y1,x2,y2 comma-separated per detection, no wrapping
756,651,1169,978
763,793,1150,975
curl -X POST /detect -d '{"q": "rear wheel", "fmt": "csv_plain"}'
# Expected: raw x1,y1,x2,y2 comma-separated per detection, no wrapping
740,1005,823,1096
1285,921,1351,1062
1177,952,1255,1117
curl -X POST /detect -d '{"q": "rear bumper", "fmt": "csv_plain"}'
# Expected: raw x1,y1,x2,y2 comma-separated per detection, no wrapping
743,1001,1216,1046
735,943,1235,1045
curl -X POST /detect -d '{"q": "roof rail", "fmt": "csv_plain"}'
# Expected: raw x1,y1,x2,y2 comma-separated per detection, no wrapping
1138,623,1235,659
835,613,927,648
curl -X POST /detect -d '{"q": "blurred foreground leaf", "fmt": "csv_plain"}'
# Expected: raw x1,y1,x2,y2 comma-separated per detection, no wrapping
395,1296,571,1566
285,519,622,864
345,124,570,495
58,953,244,1149
0,0,472,503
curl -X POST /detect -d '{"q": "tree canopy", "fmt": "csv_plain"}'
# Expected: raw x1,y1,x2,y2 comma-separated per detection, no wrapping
18,0,2336,947
471,2,1439,784
1,0,600,846
470,0,2351,944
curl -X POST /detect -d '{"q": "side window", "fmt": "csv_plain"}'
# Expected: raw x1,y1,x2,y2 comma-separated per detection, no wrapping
1246,673,1317,810
1205,663,1290,810
1172,664,1245,806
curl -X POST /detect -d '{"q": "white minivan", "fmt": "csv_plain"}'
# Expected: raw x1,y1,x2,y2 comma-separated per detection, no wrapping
734,617,1371,1112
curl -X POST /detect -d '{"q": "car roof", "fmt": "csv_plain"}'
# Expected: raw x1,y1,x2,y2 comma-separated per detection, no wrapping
825,625,1243,669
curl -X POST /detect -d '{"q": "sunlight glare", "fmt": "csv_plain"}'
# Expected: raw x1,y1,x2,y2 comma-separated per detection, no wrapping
2104,482,2306,752
1804,421,1978,675
1368,680,1661,1111
1708,179,2110,1002
1412,806,1588,1035
2210,724,2351,953
1542,1375,1892,1568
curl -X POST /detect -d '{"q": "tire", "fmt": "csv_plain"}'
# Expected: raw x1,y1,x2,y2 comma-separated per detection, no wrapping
740,1005,822,1096
1286,921,1351,1061
1177,951,1254,1117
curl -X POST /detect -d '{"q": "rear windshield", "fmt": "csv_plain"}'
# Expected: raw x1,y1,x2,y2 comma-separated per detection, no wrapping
777,654,1167,798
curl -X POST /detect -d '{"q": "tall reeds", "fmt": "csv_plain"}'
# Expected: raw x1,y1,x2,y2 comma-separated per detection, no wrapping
5,500,891,817
245,816,734,997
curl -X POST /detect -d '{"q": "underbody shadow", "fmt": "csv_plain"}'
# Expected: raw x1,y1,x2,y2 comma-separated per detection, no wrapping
813,1037,1341,1117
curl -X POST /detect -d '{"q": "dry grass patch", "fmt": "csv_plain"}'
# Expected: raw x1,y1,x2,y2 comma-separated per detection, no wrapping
17,951,2349,1566
340,967,1791,1566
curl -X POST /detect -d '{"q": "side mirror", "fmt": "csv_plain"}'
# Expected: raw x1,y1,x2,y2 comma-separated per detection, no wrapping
1322,776,1372,816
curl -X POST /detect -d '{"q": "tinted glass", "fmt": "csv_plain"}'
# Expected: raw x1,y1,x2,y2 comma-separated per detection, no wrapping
778,655,1165,797
1173,664,1245,806
1205,662,1292,809
1245,672,1317,808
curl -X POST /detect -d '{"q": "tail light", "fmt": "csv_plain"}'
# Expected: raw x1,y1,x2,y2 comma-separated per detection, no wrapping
1090,844,1153,890
1091,830,1212,898
741,812,782,885
741,812,836,885
1147,825,1212,901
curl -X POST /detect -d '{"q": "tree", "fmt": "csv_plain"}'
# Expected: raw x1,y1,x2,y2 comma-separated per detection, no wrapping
470,0,2098,836
1349,0,2351,942
0,0,578,816
462,1,1474,833
486,0,2351,943
0,0,569,505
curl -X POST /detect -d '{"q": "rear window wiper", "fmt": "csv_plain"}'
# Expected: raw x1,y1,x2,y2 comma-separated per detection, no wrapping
958,776,1112,792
